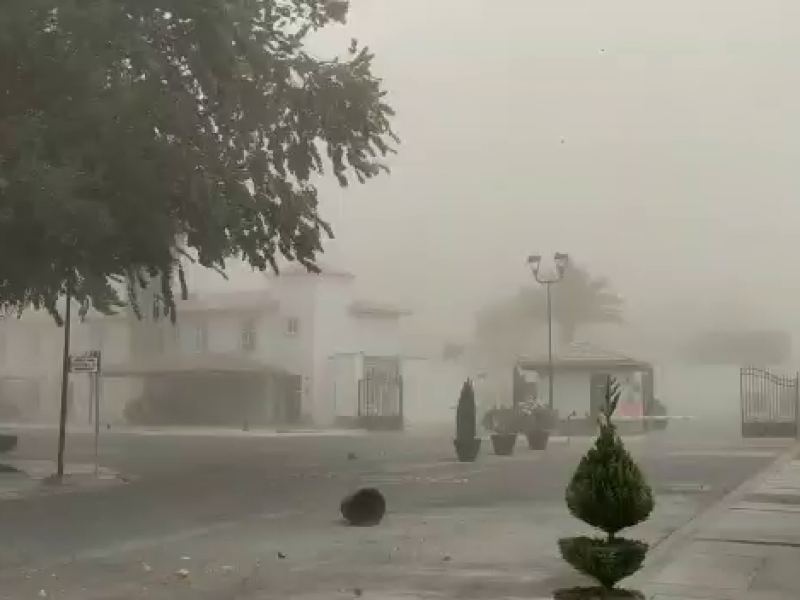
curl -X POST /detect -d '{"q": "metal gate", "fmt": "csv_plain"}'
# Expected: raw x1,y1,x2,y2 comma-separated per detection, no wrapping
358,373,404,431
740,367,799,438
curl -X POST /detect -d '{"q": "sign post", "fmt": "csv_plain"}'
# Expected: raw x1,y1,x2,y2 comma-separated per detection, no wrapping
70,350,102,478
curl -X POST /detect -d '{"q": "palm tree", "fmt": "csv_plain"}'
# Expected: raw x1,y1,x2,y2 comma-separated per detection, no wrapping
475,263,623,353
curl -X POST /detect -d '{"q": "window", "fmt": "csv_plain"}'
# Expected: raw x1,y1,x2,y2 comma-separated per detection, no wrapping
241,318,257,353
286,317,299,336
194,324,208,352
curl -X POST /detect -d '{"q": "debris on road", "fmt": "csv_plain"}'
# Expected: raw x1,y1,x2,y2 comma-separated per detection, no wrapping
175,569,190,579
277,551,286,559
341,487,386,526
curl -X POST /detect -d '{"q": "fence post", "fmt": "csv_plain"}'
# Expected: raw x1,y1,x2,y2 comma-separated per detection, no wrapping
794,372,800,440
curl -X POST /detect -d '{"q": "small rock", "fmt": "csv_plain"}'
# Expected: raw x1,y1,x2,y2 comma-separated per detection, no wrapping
347,452,357,461
354,588,363,597
277,552,286,559
175,569,190,579
442,555,452,562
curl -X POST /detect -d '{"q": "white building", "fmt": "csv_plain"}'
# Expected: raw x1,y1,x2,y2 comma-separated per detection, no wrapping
0,265,412,428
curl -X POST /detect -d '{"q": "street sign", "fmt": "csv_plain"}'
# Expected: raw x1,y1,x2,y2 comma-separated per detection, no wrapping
70,351,100,373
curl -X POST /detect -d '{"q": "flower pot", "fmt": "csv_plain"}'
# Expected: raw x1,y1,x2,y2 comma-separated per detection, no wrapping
490,433,517,456
526,429,550,450
453,437,481,462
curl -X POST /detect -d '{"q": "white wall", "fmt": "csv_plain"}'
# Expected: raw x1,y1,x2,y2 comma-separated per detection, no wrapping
402,358,470,427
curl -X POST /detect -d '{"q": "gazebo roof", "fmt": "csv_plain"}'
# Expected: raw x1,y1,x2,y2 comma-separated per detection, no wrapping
516,342,651,371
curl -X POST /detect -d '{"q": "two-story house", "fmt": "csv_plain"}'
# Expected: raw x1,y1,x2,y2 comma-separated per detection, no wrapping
0,265,411,428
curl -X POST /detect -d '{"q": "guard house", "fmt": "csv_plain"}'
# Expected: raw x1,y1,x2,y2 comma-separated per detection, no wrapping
514,342,655,432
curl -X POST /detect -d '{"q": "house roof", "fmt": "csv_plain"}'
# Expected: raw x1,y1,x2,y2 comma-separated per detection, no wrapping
103,352,294,377
349,300,411,318
516,342,651,371
177,291,278,314
79,290,278,322
271,261,355,279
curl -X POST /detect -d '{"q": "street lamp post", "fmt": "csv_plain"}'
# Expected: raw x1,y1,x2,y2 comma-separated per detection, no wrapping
527,252,569,411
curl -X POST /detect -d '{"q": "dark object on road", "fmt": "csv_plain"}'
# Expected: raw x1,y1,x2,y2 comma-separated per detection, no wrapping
0,434,18,454
557,376,654,597
552,586,644,599
341,487,386,526
277,551,286,559
454,379,480,462
526,429,550,450
347,452,357,460
490,433,517,456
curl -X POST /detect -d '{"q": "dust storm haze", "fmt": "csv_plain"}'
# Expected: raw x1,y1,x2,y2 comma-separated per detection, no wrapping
193,0,800,344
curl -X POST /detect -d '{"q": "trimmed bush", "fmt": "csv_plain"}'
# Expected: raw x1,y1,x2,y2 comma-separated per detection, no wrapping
456,379,477,440
454,379,481,461
557,376,654,596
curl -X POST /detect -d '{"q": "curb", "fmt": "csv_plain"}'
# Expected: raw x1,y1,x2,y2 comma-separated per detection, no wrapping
629,440,800,587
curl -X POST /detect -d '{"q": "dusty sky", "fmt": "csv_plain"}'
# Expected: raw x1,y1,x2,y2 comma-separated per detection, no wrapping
193,0,800,341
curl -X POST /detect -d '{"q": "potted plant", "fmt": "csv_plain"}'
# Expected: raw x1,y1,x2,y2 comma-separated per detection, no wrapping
555,377,654,600
454,379,481,462
482,406,518,456
520,399,556,450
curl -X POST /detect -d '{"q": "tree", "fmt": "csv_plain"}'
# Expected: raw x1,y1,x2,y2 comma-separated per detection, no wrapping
475,262,623,356
0,0,397,322
0,0,397,478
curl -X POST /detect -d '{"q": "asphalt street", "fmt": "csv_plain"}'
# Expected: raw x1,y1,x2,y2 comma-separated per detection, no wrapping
0,424,790,599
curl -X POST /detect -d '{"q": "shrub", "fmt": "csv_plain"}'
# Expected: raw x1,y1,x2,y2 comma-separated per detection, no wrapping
519,399,557,433
557,376,654,595
456,379,477,440
481,406,518,434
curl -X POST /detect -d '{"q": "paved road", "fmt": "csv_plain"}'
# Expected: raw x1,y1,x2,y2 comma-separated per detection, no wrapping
0,426,791,599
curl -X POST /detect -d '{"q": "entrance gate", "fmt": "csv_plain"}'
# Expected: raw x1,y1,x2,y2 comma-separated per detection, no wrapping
740,367,798,438
358,373,404,431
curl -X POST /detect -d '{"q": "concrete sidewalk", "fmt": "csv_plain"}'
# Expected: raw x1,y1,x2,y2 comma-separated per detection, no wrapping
635,448,800,600
1,422,370,438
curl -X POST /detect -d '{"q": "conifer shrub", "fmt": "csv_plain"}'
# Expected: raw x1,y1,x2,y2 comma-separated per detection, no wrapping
555,377,654,599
